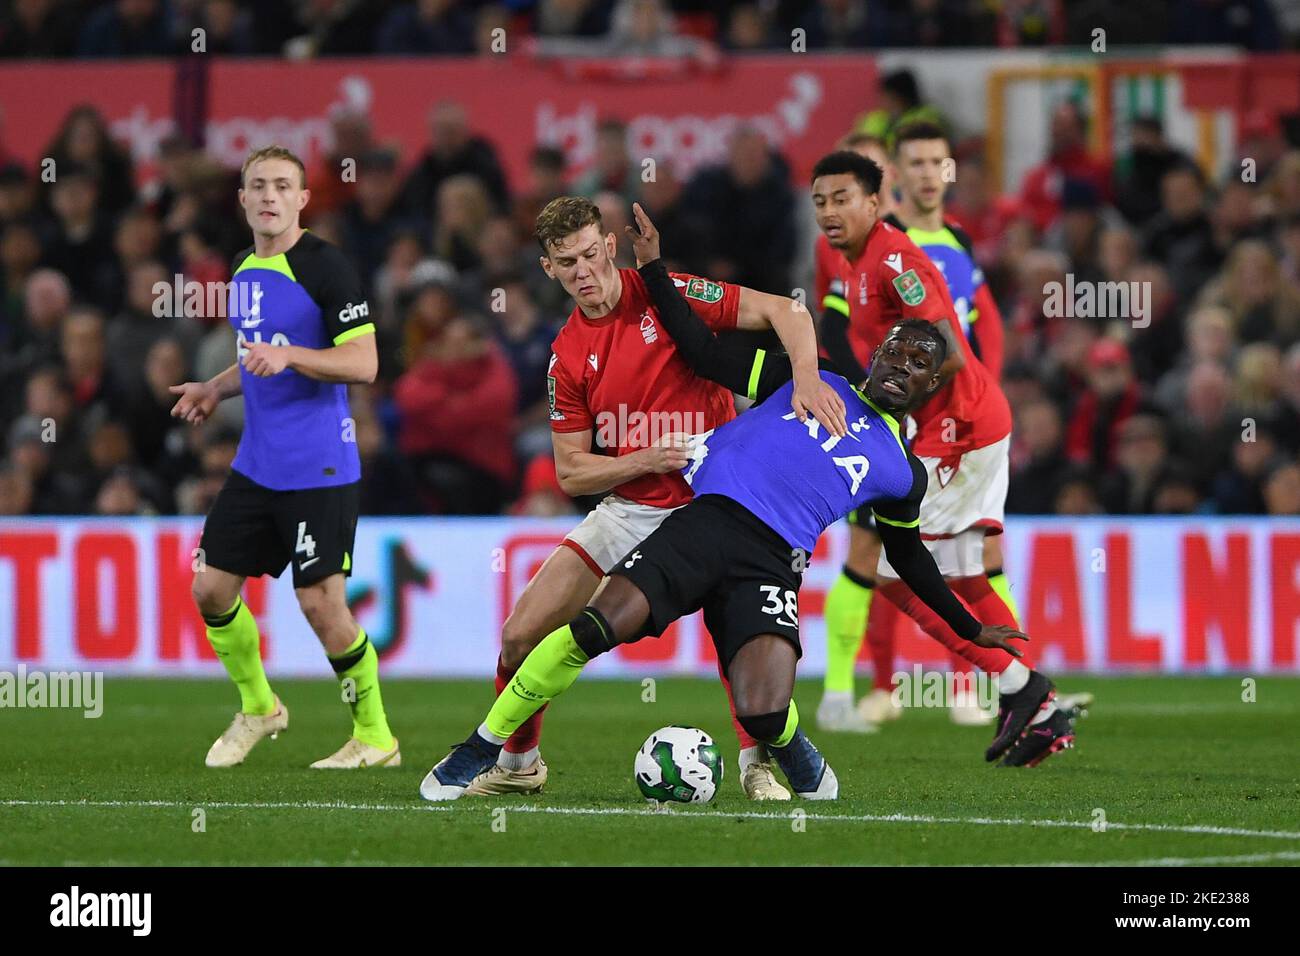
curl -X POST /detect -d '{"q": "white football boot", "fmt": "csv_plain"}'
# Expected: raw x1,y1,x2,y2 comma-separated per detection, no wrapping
857,687,904,724
465,756,548,795
310,736,401,769
816,693,880,734
205,696,289,767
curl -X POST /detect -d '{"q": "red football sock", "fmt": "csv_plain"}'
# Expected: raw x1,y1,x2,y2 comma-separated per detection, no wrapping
876,579,1021,675
949,651,976,694
717,656,759,750
949,576,1035,670
496,654,547,754
866,593,902,691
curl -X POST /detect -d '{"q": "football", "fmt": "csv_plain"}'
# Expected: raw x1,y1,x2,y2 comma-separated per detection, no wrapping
633,725,724,804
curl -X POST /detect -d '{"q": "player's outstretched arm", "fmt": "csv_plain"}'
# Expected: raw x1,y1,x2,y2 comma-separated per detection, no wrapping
875,518,1027,658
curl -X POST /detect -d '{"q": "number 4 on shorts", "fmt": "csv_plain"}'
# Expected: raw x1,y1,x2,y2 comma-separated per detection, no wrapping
296,521,317,559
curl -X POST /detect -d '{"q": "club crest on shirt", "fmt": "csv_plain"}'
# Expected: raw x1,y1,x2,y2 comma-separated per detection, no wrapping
893,269,926,306
639,311,658,344
684,278,723,303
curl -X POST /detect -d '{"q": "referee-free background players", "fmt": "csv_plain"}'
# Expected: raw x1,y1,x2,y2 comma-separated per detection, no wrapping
169,145,399,770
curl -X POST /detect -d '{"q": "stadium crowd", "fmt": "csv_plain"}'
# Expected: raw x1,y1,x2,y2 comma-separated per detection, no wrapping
0,0,1298,57
1,38,1299,519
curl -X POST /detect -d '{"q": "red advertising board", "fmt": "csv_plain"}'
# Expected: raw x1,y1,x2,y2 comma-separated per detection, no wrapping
0,56,874,190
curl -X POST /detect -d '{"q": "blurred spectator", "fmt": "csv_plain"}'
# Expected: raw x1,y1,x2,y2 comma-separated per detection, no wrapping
180,0,257,55
1054,467,1104,515
401,101,510,223
639,160,705,272
1154,305,1236,412
854,69,946,143
1263,459,1300,515
1020,101,1111,232
122,336,189,477
1265,151,1300,221
433,174,494,273
1166,360,1239,486
23,364,86,474
393,301,519,514
512,145,569,239
1142,160,1221,303
1007,399,1073,513
0,0,82,56
108,259,200,386
472,4,511,55
0,460,33,515
1,221,43,335
510,454,577,517
305,107,373,218
1195,238,1300,346
285,0,389,57
355,405,424,515
94,466,154,515
44,162,118,303
1169,0,1281,50
1212,423,1281,514
722,3,772,50
1151,466,1204,514
340,148,420,296
78,0,173,58
6,414,81,513
1098,413,1181,514
174,428,238,515
8,269,70,382
574,119,641,203
533,0,615,37
486,273,558,461
1112,116,1192,227
682,127,796,293
376,0,476,55
61,306,127,428
1065,337,1142,473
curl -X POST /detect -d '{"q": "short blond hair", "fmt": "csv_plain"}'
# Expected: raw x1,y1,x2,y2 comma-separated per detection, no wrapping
241,145,307,189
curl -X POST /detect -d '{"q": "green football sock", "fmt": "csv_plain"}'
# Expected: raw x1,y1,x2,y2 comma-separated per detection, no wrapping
987,570,1021,628
823,569,873,694
773,699,800,748
204,596,276,716
328,629,394,750
484,624,589,741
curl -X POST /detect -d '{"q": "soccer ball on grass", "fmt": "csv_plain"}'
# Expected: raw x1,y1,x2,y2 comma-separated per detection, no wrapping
634,725,723,804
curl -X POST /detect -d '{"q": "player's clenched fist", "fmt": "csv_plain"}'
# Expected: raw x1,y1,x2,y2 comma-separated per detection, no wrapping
242,341,291,377
638,431,691,474
168,381,220,425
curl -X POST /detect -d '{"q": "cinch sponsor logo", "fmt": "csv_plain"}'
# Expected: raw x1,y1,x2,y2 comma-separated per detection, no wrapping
49,886,151,936
338,301,369,323
0,666,102,718
593,406,708,451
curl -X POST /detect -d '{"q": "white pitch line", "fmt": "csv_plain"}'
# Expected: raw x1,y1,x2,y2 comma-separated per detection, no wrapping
4,798,1300,843
1033,850,1300,867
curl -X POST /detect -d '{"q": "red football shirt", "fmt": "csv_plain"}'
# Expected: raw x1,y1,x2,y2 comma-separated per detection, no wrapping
818,220,1011,456
549,268,740,508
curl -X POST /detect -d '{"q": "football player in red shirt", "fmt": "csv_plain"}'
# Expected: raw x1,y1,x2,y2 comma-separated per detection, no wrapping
810,151,1071,763
465,196,845,800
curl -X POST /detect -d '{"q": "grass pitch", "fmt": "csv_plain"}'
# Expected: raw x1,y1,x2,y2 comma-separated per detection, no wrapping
2,676,1298,866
